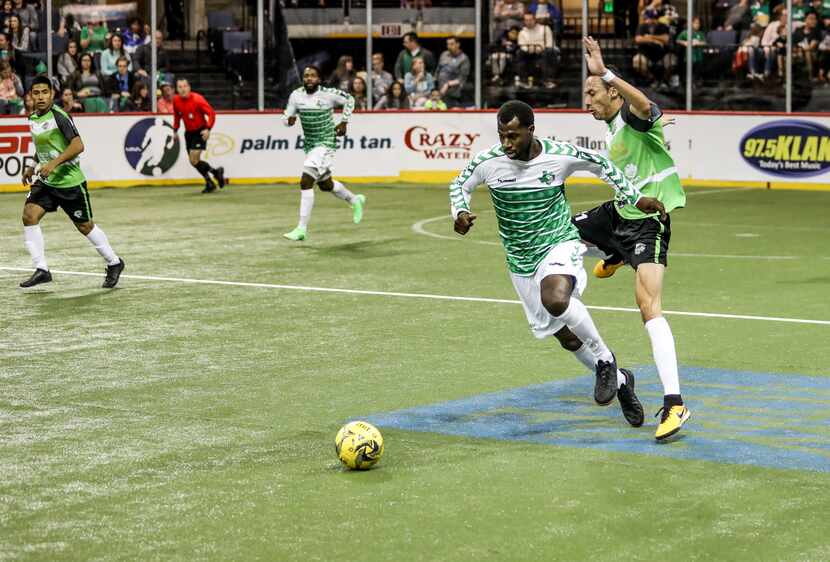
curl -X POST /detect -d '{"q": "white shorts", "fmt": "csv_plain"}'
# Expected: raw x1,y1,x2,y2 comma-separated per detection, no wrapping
302,146,335,182
510,240,588,340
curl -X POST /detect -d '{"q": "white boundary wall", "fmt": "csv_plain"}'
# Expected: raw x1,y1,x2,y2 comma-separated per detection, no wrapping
0,111,828,190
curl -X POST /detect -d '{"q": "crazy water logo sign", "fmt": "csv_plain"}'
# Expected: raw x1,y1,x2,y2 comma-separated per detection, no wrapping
0,124,36,179
124,118,180,176
740,120,830,178
404,126,480,160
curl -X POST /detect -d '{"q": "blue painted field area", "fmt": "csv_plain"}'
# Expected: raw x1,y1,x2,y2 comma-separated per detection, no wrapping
368,367,830,472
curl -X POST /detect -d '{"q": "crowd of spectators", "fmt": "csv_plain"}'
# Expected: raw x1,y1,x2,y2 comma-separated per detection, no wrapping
488,1,562,89
324,32,472,110
0,4,174,115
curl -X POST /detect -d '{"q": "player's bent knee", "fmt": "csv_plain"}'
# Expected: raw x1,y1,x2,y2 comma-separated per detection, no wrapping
74,221,94,235
541,290,570,317
554,330,582,351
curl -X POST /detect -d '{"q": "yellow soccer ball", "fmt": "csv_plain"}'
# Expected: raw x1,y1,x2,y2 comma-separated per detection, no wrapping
335,421,384,470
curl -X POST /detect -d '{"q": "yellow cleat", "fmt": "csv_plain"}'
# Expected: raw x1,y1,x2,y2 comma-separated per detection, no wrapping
655,405,691,441
593,259,625,279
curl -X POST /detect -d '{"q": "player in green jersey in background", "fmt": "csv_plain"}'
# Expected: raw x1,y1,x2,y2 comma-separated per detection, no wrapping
282,65,366,241
575,36,689,441
19,76,125,289
451,101,666,431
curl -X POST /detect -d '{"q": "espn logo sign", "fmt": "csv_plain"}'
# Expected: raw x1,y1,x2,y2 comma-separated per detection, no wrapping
0,124,36,177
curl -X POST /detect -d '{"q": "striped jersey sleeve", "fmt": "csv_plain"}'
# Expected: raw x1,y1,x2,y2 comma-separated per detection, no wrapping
322,87,355,122
558,143,642,206
449,148,493,219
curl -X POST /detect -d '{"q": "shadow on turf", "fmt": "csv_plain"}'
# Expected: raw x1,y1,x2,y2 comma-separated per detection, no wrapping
301,238,411,259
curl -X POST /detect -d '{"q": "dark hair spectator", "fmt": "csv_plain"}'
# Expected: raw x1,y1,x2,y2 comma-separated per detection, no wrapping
123,16,147,55
350,75,368,110
488,25,521,85
328,55,355,91
57,40,80,85
125,81,151,112
71,52,104,99
794,11,821,80
13,0,37,33
7,14,28,55
101,33,130,76
394,32,437,79
0,0,14,33
424,88,447,111
374,80,410,109
60,87,84,113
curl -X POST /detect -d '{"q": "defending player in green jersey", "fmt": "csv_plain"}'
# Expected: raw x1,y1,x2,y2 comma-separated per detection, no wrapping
19,76,125,289
282,65,366,241
575,36,689,441
451,101,666,431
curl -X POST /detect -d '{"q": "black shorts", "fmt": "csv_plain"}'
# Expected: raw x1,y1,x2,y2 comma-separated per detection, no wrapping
573,201,670,269
26,181,93,223
185,129,207,151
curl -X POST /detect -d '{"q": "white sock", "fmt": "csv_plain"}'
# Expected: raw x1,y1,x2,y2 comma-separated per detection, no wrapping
23,225,47,270
645,316,680,395
299,189,314,229
616,369,627,388
571,343,596,371
555,299,614,363
86,225,120,266
331,180,355,204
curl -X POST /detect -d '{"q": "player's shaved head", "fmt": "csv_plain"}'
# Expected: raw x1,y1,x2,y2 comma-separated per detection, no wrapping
498,100,534,129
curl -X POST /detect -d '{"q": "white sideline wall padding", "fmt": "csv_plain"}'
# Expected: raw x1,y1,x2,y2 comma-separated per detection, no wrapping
0,112,828,189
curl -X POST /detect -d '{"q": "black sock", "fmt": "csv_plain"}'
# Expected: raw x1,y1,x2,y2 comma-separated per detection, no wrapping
663,394,683,408
195,161,213,181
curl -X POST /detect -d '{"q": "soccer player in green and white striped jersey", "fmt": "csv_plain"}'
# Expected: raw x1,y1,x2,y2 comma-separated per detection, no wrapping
578,36,690,441
282,66,366,241
19,76,124,289
450,101,666,428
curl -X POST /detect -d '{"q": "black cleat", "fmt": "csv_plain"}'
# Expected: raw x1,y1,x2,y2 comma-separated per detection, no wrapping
102,258,125,288
202,181,217,193
19,268,52,288
594,356,618,406
213,166,226,189
617,368,645,427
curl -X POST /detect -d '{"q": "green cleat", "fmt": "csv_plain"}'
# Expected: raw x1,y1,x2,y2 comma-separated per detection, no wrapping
283,226,307,241
352,194,366,224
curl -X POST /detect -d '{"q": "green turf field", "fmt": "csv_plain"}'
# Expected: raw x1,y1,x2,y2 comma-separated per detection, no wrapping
1,183,829,561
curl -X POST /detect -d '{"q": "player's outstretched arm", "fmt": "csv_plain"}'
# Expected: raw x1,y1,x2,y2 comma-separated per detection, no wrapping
583,36,652,119
449,156,485,235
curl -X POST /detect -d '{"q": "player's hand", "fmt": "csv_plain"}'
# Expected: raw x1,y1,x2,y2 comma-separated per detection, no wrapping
21,166,34,185
660,115,676,128
583,36,607,76
454,211,477,235
635,196,667,221
39,160,58,178
286,116,297,127
201,129,210,141
335,122,347,137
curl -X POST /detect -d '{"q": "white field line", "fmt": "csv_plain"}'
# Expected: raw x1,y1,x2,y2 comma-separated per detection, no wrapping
2,266,828,326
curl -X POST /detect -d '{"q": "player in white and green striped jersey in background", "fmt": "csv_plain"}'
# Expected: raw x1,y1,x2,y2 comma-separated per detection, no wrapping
282,66,366,241
450,100,666,432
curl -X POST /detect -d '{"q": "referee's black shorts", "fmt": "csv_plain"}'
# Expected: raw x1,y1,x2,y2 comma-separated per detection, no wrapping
184,128,208,151
572,201,671,269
